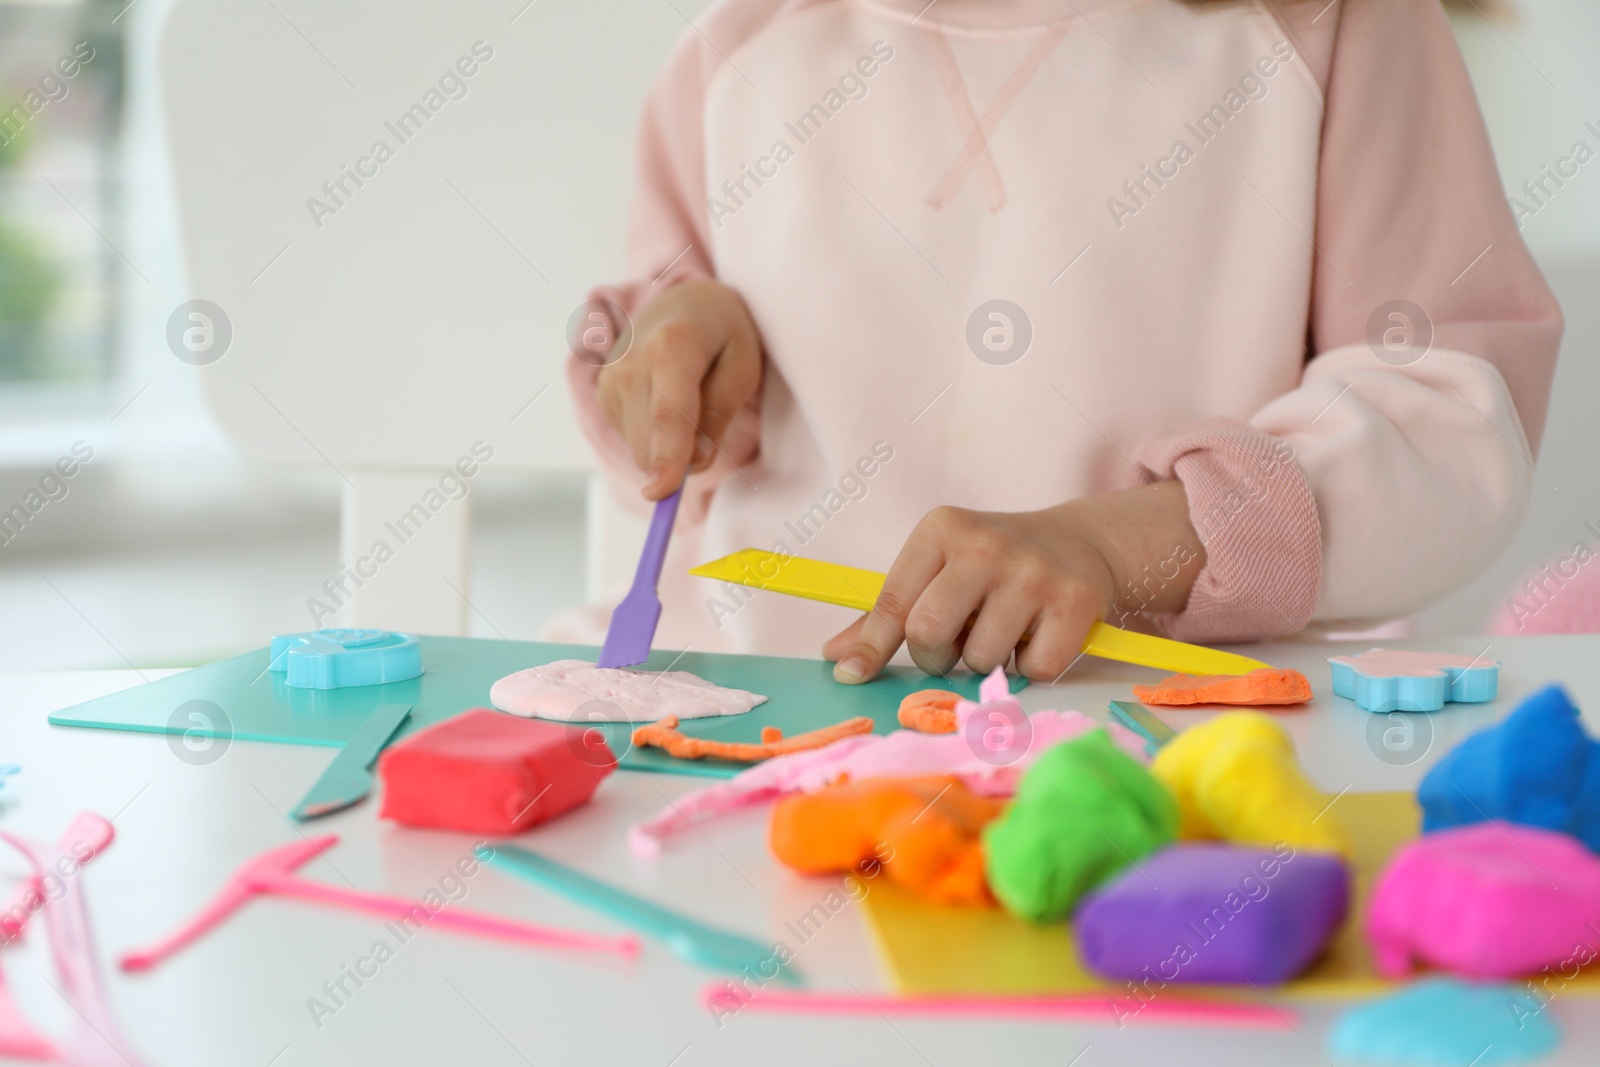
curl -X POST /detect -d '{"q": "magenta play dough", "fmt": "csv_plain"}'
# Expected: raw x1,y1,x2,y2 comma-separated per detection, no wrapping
1367,821,1600,979
489,659,766,723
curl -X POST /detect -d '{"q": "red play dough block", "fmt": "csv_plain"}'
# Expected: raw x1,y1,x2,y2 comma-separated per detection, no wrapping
378,708,615,834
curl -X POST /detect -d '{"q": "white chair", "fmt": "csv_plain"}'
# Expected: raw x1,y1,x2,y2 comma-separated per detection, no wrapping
155,0,688,633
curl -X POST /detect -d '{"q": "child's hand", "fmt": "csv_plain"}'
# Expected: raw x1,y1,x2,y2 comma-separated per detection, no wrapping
596,280,762,500
822,482,1204,684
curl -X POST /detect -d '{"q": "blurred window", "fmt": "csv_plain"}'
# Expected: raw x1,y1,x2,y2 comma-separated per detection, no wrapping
0,1,124,387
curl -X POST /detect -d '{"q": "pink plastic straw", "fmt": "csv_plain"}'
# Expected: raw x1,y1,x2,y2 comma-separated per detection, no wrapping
701,985,1298,1030
0,813,114,1062
1,813,114,941
0,963,55,1062
0,815,147,1066
119,834,637,972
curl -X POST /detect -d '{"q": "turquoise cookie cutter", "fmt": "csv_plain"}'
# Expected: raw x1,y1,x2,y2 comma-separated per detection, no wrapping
268,629,422,690
1329,649,1499,713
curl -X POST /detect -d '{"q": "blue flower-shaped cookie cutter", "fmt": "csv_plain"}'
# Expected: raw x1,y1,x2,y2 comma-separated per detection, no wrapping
1330,648,1499,712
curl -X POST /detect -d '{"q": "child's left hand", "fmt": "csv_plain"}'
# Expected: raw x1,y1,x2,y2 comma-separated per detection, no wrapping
822,481,1205,684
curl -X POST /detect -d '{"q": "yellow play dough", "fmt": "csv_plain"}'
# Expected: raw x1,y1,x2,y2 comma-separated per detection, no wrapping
1150,712,1352,859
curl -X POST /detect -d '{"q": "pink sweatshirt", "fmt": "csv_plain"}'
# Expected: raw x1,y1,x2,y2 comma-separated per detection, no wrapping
555,0,1562,659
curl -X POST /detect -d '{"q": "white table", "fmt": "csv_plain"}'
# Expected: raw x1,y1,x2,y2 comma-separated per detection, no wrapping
2,635,1597,1066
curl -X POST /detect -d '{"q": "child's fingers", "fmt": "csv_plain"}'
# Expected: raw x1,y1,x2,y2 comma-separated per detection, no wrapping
903,566,989,678
595,372,635,463
960,586,1037,676
645,352,709,498
1014,587,1101,682
822,614,869,662
620,374,656,473
693,339,760,473
595,359,652,473
832,542,944,684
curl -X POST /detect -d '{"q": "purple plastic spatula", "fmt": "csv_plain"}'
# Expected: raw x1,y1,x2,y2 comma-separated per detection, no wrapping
597,486,683,669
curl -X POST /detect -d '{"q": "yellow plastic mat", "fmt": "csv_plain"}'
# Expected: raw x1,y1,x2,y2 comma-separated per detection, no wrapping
858,792,1600,1000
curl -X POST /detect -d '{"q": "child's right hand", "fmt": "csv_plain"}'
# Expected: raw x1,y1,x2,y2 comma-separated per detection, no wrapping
596,279,762,500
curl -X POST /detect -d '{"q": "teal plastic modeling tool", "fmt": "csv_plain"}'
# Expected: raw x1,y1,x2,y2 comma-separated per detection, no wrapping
291,703,412,821
479,843,800,985
1109,700,1177,756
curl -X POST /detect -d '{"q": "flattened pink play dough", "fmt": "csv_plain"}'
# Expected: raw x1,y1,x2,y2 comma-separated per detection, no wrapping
489,660,766,723
1367,820,1600,979
629,668,1148,856
1329,650,1488,677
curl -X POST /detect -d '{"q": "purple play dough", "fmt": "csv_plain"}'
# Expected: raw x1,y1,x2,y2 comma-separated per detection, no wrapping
1075,844,1350,984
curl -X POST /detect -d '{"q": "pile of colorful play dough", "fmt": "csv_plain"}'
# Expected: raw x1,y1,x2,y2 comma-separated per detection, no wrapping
1367,684,1600,981
1315,682,1600,1064
1036,711,1356,986
632,660,1600,1056
627,668,1147,856
719,668,1357,987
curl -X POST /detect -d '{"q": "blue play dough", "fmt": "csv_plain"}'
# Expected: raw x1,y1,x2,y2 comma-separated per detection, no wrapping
1330,654,1499,713
268,629,422,690
1329,978,1558,1065
1418,684,1600,852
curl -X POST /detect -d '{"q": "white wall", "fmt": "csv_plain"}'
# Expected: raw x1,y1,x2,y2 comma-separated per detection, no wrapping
1415,2,1600,633
1456,0,1600,262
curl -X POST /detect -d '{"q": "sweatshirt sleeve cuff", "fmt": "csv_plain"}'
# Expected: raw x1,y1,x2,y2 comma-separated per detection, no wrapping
1130,417,1322,643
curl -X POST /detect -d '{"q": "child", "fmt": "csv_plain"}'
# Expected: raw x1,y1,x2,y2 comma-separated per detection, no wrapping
556,0,1561,684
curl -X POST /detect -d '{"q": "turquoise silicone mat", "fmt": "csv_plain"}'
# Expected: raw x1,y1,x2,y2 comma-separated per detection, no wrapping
46,636,1024,779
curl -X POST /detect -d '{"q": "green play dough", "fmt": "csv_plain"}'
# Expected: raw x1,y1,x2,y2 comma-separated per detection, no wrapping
983,730,1179,922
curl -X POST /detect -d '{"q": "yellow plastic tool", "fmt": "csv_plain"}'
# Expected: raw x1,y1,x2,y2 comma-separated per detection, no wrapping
689,549,1271,677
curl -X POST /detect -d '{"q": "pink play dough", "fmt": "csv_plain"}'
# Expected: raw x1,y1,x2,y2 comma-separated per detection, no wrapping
1328,649,1491,677
489,659,766,723
628,668,1147,856
1367,821,1600,979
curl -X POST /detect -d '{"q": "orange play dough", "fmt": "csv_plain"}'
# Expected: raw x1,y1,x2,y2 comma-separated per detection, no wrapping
631,715,875,762
769,776,1006,906
1132,668,1312,707
897,690,961,733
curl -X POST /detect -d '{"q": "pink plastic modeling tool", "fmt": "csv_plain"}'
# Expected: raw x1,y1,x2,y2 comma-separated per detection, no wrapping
0,814,146,1066
117,835,637,972
700,985,1297,1029
597,486,682,669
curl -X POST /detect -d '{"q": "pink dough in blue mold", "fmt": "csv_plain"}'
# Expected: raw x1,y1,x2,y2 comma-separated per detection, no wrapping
1329,649,1499,713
